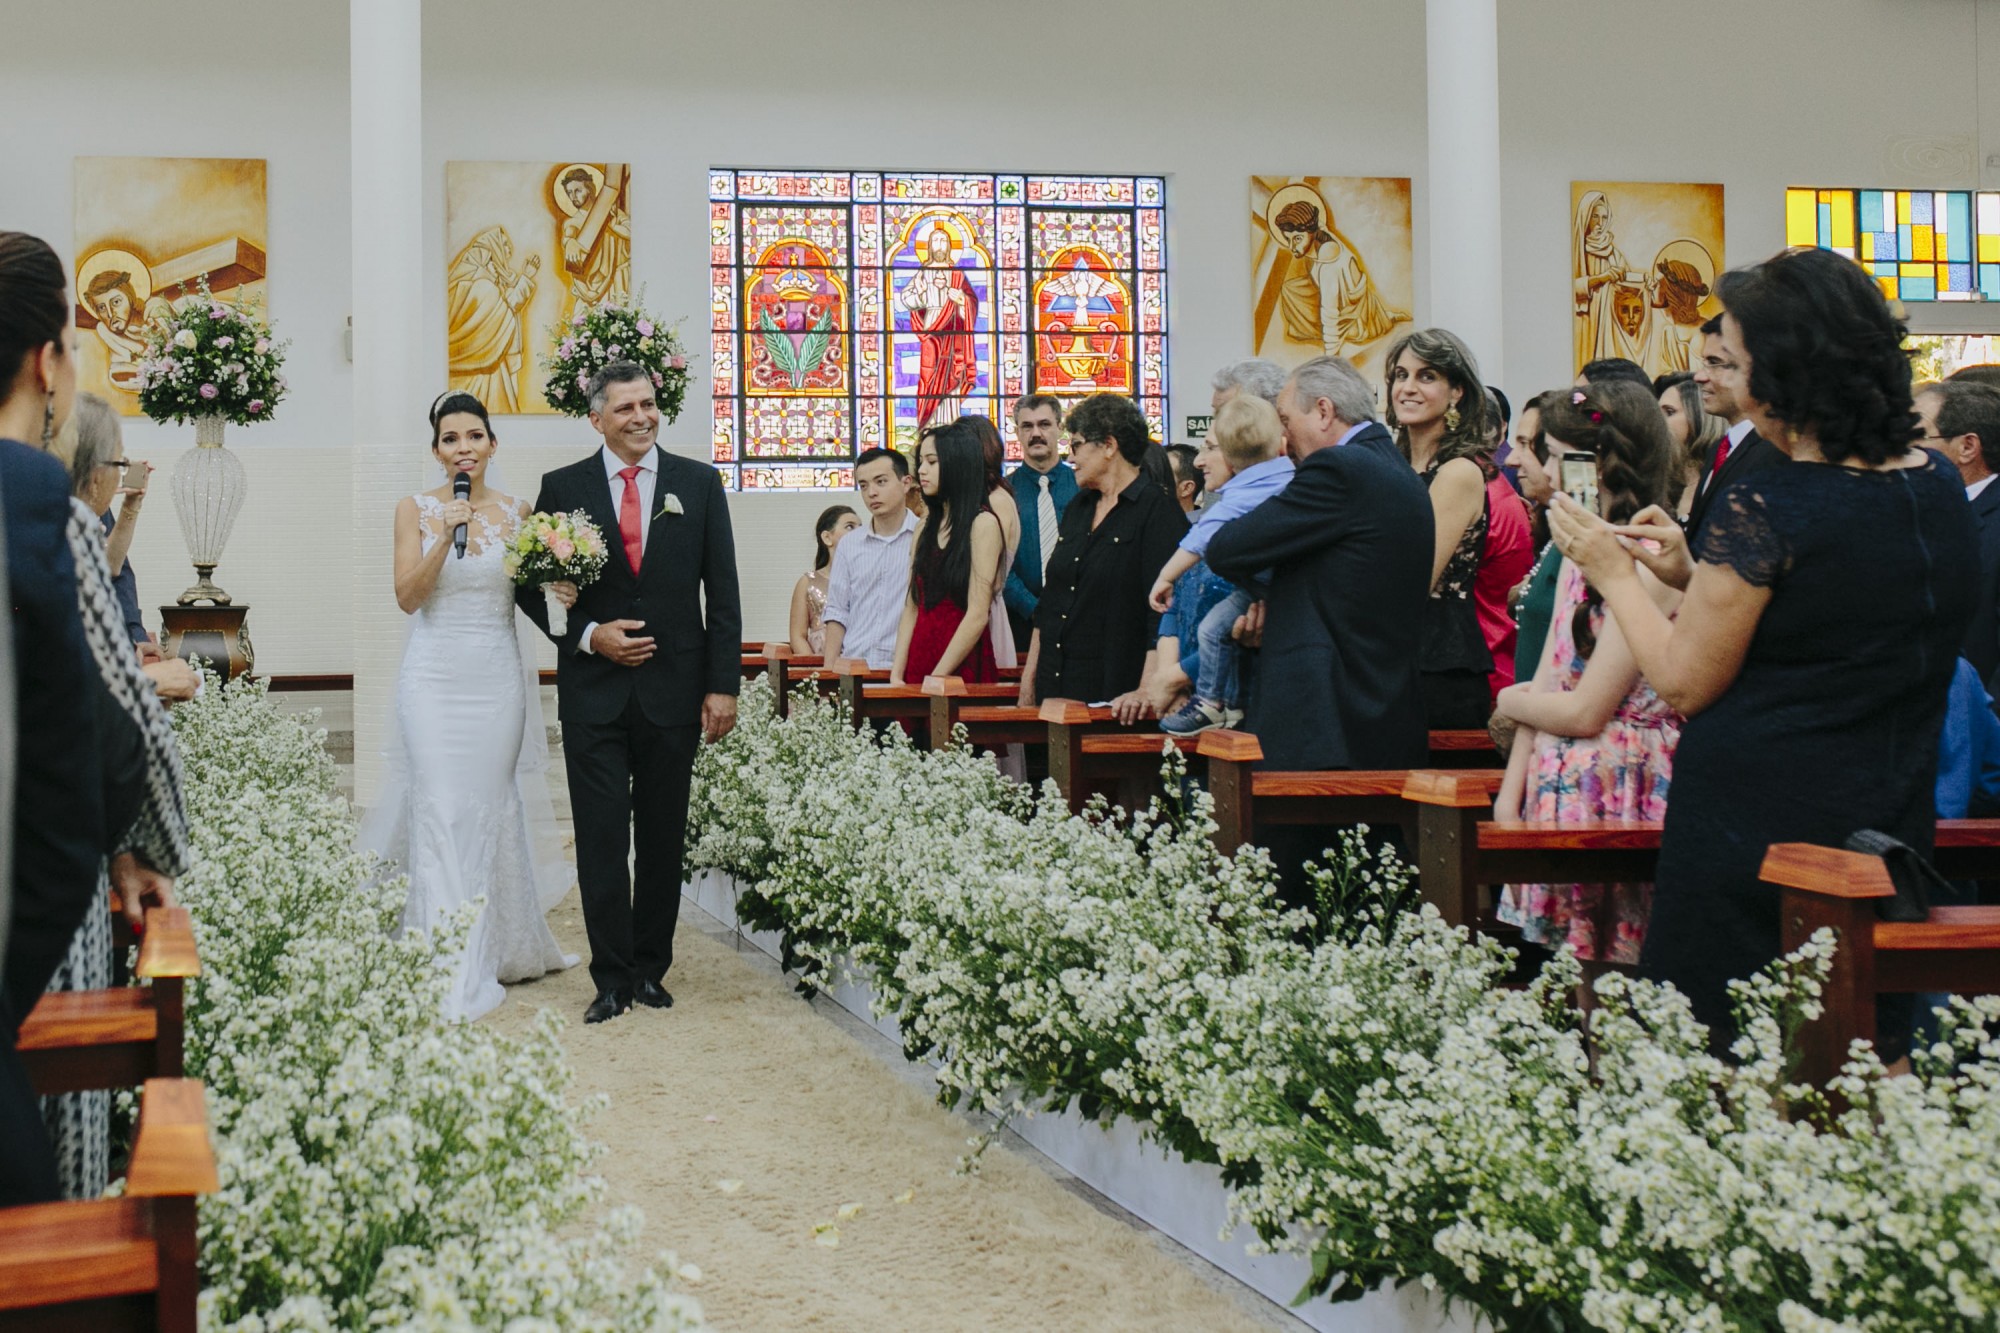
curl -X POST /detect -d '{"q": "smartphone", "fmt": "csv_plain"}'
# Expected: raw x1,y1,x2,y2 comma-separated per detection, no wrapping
1558,456,1599,515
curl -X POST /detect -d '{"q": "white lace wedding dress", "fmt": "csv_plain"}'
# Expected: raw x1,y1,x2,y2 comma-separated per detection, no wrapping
359,494,576,1021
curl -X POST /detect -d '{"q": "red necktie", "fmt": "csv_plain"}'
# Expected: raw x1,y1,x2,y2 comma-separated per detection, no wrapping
1710,438,1732,477
618,465,643,575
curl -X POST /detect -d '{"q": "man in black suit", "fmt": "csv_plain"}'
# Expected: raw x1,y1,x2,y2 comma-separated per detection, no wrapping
1684,314,1786,543
1207,355,1432,772
1920,380,2000,687
519,362,741,1024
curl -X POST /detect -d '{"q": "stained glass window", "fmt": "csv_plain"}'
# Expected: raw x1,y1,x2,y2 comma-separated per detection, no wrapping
1786,187,2000,303
710,169,1168,490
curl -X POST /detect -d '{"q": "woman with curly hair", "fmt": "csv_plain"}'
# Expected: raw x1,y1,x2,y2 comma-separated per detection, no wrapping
1385,327,1495,728
1550,247,1977,1058
1494,382,1682,970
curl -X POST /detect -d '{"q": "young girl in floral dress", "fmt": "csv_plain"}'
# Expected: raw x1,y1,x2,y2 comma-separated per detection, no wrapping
1494,382,1683,965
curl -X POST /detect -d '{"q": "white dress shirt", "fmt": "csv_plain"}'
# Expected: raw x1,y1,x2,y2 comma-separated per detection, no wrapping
1969,474,1996,502
578,445,658,653
820,509,918,670
1724,417,1757,450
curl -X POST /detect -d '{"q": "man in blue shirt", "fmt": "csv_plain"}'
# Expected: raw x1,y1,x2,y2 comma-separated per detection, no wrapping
1002,393,1078,648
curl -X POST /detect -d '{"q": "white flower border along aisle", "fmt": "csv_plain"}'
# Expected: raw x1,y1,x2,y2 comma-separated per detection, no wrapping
168,678,707,1331
686,678,2000,1333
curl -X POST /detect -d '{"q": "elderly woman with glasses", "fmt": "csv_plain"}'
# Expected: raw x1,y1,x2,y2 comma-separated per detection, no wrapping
37,392,192,1199
1017,394,1188,708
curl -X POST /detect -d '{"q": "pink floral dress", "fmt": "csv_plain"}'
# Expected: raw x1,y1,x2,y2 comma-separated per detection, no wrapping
1498,561,1682,963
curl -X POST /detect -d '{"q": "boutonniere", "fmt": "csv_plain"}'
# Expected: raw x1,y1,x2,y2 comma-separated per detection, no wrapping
655,493,684,519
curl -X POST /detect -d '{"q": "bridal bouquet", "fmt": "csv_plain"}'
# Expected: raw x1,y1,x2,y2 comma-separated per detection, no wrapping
504,509,608,637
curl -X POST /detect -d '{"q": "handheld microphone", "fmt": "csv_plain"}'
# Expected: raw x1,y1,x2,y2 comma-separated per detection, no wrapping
452,471,471,558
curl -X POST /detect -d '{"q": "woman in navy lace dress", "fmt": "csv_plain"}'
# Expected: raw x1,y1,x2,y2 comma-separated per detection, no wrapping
1550,247,1975,1058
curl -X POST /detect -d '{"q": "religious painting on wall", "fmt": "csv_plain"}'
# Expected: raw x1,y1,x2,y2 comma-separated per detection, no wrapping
1570,181,1724,380
73,156,269,416
710,170,1167,491
1250,176,1412,379
444,161,632,414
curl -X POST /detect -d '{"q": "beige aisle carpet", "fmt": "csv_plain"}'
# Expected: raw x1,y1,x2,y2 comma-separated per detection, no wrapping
482,888,1286,1332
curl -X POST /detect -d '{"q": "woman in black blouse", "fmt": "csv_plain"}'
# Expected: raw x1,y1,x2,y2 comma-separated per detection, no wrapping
1552,247,1976,1059
1019,395,1188,706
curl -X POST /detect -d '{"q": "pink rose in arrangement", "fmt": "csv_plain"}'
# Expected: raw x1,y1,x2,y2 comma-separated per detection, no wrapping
652,372,664,387
670,355,687,370
254,339,270,355
209,306,229,320
247,399,265,415
559,338,576,358
199,383,219,400
215,335,234,349
576,371,589,389
636,319,654,337
572,309,587,326
550,537,575,561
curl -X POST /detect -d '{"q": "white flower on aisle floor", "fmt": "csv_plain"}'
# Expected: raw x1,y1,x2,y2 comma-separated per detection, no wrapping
168,677,707,1330
687,678,2000,1331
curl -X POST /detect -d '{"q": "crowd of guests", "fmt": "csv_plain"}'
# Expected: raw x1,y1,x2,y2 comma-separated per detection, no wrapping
0,231,194,1207
814,245,1997,1061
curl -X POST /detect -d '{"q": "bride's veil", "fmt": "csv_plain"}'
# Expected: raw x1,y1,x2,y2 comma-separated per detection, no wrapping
355,456,573,915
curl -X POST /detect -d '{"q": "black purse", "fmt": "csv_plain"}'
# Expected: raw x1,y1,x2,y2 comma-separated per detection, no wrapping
1843,829,1945,923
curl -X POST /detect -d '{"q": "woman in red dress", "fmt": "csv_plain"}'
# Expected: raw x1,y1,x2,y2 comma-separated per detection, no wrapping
892,418,1004,685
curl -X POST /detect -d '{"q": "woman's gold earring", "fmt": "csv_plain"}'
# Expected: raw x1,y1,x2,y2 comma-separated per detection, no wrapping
1445,404,1461,432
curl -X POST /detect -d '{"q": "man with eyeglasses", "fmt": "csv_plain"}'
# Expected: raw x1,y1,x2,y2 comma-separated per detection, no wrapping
1683,313,1785,542
1918,379,2000,687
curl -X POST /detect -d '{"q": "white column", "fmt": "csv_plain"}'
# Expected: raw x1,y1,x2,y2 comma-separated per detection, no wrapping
350,0,424,806
1425,0,1505,388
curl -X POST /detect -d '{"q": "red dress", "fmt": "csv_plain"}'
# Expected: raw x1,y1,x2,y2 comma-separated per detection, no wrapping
906,575,999,683
1474,475,1535,700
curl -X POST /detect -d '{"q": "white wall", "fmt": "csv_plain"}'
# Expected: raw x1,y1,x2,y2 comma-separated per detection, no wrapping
6,0,1998,673
1498,0,2000,396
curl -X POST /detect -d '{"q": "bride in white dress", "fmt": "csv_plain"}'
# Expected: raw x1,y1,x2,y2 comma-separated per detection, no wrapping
360,392,576,1020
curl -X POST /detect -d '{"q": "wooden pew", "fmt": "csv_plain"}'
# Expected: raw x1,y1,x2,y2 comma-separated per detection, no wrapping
1196,733,1506,926
834,658,924,734
1770,841,2000,1088
17,906,200,1097
1429,728,1500,769
0,1077,217,1333
920,677,1032,752
761,643,840,719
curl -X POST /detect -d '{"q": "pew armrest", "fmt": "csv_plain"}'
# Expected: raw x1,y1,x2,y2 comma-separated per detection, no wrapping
1195,728,1263,764
1403,769,1501,808
138,906,200,980
1759,843,1895,899
125,1078,219,1198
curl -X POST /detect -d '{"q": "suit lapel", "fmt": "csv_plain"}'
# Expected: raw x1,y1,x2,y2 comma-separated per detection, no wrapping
641,446,674,583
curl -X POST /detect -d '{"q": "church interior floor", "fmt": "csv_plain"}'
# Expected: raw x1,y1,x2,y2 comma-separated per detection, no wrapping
314,685,1291,1328
478,889,1294,1331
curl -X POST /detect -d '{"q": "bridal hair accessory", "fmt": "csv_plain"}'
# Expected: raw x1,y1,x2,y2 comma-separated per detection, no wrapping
656,492,684,519
1570,390,1605,424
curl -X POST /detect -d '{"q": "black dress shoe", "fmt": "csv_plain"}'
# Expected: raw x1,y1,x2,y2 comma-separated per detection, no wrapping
634,979,674,1009
584,989,630,1024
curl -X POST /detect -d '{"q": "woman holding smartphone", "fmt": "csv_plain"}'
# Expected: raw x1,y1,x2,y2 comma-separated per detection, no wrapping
1492,381,1683,969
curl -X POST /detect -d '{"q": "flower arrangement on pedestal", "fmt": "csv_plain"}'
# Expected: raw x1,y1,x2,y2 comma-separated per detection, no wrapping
542,295,689,420
135,281,290,675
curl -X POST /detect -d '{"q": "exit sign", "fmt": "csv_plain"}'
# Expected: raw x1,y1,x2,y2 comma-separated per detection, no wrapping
1184,414,1212,439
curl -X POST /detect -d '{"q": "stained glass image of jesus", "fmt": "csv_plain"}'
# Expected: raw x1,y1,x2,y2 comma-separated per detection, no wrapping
897,226,981,430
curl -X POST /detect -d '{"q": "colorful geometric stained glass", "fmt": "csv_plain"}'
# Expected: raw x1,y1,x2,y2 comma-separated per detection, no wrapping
1786,186,2000,303
711,169,1168,490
